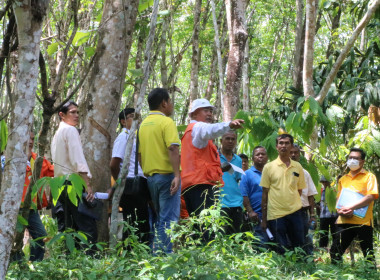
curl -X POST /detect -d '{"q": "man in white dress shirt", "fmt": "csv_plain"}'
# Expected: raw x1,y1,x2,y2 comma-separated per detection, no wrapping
51,100,97,253
110,108,150,245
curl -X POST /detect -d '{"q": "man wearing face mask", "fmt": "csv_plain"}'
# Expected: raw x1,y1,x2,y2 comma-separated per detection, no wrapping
330,148,378,267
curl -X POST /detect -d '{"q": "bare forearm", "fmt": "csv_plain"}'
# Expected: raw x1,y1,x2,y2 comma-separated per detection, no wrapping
350,194,375,210
243,196,254,213
168,145,180,177
261,188,269,223
308,195,315,216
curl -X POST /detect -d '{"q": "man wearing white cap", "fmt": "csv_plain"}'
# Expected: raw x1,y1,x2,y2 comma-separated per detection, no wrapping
181,99,244,219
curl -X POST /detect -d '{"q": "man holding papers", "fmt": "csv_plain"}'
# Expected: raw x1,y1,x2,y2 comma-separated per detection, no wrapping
330,148,378,267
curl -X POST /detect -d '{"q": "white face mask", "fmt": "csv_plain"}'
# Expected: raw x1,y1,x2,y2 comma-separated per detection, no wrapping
347,158,360,171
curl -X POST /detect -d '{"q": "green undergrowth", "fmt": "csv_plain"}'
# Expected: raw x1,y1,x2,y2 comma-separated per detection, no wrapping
6,209,380,280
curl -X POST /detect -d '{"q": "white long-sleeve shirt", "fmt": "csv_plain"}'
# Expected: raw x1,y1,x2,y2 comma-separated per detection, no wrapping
51,121,92,178
190,120,231,149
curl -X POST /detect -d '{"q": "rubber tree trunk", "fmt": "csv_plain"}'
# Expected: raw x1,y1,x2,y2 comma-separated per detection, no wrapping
0,0,47,276
109,0,160,248
223,0,248,121
80,0,139,242
303,0,317,98
293,0,304,91
189,0,202,105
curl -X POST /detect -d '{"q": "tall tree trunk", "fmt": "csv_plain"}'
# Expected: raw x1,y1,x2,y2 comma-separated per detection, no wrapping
189,0,202,105
80,0,139,242
303,0,318,98
293,0,304,91
211,0,225,118
224,0,248,121
110,0,160,247
0,0,47,276
316,0,380,104
241,35,250,111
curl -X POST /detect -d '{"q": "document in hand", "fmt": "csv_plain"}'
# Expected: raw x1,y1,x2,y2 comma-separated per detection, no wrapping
336,188,368,219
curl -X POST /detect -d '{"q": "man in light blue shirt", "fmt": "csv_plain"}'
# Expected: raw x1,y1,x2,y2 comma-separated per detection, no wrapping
219,131,243,234
240,146,268,245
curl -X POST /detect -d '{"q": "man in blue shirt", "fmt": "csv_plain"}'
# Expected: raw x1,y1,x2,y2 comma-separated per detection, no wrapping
240,146,268,244
219,131,243,234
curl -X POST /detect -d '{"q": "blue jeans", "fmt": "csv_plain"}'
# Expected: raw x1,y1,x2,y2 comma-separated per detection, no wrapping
268,209,304,254
147,173,180,253
28,210,47,261
253,223,269,248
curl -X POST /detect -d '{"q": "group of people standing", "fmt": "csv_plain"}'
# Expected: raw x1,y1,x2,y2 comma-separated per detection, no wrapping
6,87,378,267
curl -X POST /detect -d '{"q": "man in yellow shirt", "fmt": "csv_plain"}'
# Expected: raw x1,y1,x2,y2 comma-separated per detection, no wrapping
330,148,378,267
260,134,306,254
138,88,181,254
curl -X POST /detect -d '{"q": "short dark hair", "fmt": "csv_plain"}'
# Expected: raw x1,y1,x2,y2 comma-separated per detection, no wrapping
119,108,135,124
276,134,294,145
147,88,170,110
349,148,366,160
252,146,265,157
238,153,248,160
59,100,78,114
222,130,237,138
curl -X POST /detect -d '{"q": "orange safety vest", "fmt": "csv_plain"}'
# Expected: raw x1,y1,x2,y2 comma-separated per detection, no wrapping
180,123,224,191
22,152,54,209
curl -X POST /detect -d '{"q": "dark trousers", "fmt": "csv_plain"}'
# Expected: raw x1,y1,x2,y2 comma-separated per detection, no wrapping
319,217,338,248
58,189,98,254
120,193,150,246
330,224,375,266
221,207,243,235
183,184,215,242
183,184,215,216
300,208,313,255
28,210,47,261
268,209,305,254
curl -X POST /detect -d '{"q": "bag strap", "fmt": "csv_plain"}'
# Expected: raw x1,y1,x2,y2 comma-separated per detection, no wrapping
134,129,139,176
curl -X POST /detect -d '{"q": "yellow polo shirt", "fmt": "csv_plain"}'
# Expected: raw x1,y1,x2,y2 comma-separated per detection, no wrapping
138,111,180,176
336,169,378,226
260,157,306,220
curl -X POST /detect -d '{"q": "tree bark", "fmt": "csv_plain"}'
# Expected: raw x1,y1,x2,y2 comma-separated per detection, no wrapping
303,0,318,98
0,0,47,276
316,0,380,104
293,0,304,91
189,0,202,105
80,0,139,242
224,0,248,121
110,0,160,247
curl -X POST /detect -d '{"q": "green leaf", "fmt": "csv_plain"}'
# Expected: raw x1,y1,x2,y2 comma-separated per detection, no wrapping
285,112,296,133
69,173,86,199
16,215,28,233
158,10,170,16
72,30,92,47
320,138,327,157
67,184,78,206
0,119,8,153
325,187,337,213
138,0,154,13
84,46,95,58
65,233,75,253
129,68,143,78
47,42,59,56
50,176,67,205
177,124,187,133
47,232,64,246
308,97,319,115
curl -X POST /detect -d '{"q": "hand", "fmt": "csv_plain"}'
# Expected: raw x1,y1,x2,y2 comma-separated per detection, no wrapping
107,187,115,201
248,210,259,223
86,186,95,202
338,206,353,217
229,119,244,129
170,176,180,196
261,219,267,230
309,216,316,224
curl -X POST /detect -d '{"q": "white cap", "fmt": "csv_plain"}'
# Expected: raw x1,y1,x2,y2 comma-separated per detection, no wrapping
188,99,215,117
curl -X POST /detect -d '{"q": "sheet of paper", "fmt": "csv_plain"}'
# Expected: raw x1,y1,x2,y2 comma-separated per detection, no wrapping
230,163,246,175
94,192,109,200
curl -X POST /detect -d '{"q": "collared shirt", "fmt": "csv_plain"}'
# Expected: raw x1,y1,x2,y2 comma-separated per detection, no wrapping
138,111,180,176
51,121,92,178
219,152,243,208
240,166,263,218
260,157,306,220
112,128,144,178
191,120,230,149
336,169,378,226
320,188,337,219
300,169,318,207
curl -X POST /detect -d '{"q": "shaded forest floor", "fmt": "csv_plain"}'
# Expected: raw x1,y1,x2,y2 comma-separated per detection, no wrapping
6,216,380,280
